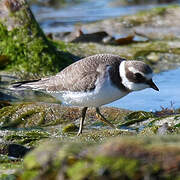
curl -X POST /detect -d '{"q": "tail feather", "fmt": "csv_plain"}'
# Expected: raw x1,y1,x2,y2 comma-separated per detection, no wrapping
11,79,46,90
12,79,40,88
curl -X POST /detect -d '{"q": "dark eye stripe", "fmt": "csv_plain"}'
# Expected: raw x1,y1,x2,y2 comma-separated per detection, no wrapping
135,73,143,79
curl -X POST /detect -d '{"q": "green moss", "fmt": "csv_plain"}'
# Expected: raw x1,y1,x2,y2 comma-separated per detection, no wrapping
117,111,154,128
63,123,79,133
0,1,74,78
4,129,49,146
23,154,41,170
0,161,22,169
67,161,93,180
124,111,154,121
0,103,46,128
94,156,139,179
18,170,39,180
13,136,180,179
0,174,17,180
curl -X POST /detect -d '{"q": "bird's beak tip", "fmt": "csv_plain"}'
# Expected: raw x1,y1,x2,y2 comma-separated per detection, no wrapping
154,87,159,91
148,80,159,91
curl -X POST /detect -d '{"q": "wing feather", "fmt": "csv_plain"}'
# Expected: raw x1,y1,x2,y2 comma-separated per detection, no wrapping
12,54,125,92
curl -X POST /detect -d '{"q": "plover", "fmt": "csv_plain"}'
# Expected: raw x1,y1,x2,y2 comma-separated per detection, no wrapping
12,54,159,135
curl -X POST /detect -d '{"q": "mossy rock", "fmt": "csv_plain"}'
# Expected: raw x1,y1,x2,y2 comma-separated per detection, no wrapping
117,111,154,128
3,130,50,147
63,123,79,133
0,102,130,129
14,136,180,179
0,0,75,78
0,102,179,138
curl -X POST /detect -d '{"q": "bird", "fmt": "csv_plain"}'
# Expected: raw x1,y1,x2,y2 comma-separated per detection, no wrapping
12,54,159,135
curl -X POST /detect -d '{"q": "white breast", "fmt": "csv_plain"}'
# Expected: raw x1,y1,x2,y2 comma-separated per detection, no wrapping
49,71,129,107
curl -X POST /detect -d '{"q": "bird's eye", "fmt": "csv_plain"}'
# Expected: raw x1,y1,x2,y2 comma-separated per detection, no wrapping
135,73,143,79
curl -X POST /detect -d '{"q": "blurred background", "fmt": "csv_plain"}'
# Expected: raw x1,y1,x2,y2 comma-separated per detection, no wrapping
29,0,180,33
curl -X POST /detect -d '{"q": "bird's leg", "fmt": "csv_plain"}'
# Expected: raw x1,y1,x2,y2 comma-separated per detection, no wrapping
77,107,88,136
96,107,116,129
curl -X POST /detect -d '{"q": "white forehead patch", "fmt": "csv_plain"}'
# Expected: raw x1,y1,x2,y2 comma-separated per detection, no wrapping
128,66,143,74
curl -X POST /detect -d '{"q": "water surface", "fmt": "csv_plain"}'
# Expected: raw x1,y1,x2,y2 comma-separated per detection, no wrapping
108,68,180,111
31,0,179,33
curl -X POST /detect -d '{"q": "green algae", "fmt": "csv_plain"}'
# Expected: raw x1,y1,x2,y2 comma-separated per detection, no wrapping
117,111,154,128
0,1,74,78
93,156,139,179
0,103,64,128
14,136,180,179
63,123,79,133
0,103,47,128
67,161,93,180
0,103,131,132
4,129,50,147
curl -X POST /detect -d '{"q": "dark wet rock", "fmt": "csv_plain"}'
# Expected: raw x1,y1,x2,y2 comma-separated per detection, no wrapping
52,30,147,45
53,30,115,44
7,144,31,158
0,143,31,158
71,31,114,44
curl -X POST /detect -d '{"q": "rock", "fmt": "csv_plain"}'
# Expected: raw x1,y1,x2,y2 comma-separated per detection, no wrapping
0,102,130,129
8,144,31,158
0,142,31,158
14,136,180,179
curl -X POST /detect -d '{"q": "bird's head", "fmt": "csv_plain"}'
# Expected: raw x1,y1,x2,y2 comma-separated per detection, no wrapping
120,60,159,92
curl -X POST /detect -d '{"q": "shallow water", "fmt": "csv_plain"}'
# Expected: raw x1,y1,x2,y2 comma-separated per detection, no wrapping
108,68,180,111
31,0,179,33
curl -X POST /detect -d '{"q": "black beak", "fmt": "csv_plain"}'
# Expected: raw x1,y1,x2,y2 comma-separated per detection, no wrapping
147,79,159,91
